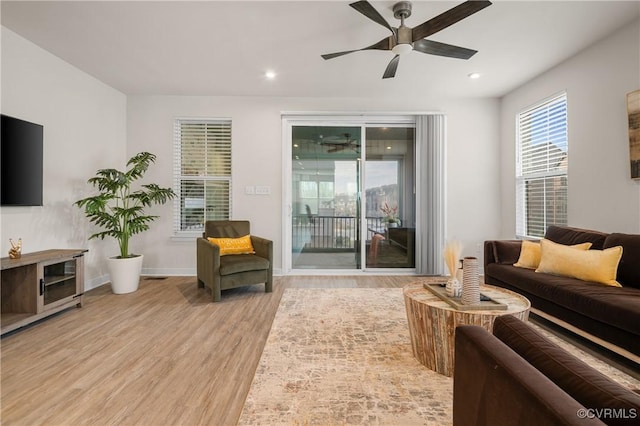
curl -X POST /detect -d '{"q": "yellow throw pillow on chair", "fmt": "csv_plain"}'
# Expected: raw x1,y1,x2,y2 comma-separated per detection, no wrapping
207,235,255,256
535,238,622,287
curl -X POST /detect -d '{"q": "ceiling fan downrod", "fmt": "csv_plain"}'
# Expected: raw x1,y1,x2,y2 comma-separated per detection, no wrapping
392,1,413,55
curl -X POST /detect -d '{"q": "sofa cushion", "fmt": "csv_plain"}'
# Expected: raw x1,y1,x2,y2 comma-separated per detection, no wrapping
219,254,270,276
604,233,640,289
493,316,640,426
486,264,640,336
545,225,608,250
536,239,621,287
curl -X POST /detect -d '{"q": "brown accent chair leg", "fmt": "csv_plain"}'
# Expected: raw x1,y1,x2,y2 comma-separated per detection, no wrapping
212,284,222,302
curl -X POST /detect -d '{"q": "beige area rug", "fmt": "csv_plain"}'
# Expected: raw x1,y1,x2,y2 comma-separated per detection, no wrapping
238,288,640,426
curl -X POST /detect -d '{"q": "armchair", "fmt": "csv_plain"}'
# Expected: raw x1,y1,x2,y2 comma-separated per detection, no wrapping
197,220,273,302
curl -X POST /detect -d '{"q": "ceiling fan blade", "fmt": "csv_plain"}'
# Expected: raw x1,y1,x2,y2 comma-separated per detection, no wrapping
327,144,348,153
350,1,396,35
321,36,393,60
321,50,359,60
382,55,400,79
412,0,492,42
413,39,477,60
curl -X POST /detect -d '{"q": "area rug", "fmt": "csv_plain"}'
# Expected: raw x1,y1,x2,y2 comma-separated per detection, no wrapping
238,288,640,425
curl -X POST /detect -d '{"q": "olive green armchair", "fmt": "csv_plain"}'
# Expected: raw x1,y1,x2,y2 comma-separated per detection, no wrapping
197,220,273,302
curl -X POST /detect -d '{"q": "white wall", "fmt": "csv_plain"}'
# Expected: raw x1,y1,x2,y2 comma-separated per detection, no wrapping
0,24,500,285
1,27,127,289
9,17,637,284
127,96,501,275
500,19,640,237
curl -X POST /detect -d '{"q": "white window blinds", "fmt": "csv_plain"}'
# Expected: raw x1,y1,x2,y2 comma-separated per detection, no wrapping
516,93,568,238
173,119,232,234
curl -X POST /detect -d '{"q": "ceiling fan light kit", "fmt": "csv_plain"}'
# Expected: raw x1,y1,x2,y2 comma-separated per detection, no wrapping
392,43,413,56
321,0,492,79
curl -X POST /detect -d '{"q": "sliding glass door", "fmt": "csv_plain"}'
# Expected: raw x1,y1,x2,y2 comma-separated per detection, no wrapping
286,119,416,272
291,126,361,269
364,127,416,268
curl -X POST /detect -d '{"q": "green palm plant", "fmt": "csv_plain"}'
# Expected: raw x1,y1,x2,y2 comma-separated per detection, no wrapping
75,152,176,259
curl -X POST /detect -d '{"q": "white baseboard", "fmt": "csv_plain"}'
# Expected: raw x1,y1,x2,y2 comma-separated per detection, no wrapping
140,267,285,276
84,268,286,290
84,275,109,291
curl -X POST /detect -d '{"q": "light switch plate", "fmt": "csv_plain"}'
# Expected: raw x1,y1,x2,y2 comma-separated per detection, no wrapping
245,186,255,195
255,185,271,195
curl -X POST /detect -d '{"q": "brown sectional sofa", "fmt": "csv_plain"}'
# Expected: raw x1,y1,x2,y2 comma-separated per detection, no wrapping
454,315,640,426
484,226,640,359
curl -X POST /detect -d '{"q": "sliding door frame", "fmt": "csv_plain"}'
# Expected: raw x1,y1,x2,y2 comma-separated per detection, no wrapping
282,113,418,275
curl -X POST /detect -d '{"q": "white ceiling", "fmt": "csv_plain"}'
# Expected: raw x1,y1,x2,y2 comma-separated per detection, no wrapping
2,1,639,99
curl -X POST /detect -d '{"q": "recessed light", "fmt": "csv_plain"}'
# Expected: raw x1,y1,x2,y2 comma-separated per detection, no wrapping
265,70,276,80
386,146,392,150
468,72,481,79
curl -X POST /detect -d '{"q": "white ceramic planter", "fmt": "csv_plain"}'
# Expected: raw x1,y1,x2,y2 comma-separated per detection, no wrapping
107,254,143,294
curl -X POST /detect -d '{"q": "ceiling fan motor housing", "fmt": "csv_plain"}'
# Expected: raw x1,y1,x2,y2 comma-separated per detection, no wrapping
395,26,412,46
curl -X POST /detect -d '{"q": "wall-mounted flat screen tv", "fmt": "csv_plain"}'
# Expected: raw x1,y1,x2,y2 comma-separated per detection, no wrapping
1,114,44,206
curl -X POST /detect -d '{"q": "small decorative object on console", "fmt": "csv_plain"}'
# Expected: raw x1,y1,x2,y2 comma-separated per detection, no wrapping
8,238,21,259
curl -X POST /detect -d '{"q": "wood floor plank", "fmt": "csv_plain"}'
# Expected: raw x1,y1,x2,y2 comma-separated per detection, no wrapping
1,275,417,425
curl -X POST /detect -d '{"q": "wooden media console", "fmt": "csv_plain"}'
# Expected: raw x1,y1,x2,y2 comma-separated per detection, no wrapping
1,249,87,335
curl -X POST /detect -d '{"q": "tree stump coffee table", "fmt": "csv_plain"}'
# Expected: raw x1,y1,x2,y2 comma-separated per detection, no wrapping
403,280,531,377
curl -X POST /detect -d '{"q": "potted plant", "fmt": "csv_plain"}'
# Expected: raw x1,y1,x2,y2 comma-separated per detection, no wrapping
381,202,401,228
75,152,175,294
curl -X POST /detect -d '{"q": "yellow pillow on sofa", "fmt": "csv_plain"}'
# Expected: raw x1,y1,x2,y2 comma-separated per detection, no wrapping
535,238,622,287
514,240,542,269
207,235,255,256
514,239,592,269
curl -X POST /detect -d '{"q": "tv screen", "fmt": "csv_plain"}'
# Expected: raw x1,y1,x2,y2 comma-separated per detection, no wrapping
1,114,44,206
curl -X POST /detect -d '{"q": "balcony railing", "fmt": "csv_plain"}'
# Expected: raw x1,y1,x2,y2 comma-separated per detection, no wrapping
292,215,387,251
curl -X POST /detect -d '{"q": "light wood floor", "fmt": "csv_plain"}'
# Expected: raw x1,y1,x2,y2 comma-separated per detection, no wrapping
0,275,419,425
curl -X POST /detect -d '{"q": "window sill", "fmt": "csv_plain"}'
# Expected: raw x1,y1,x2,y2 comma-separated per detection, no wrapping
171,233,202,242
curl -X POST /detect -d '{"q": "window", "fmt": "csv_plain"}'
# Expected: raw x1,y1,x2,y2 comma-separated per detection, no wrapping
516,93,568,238
173,119,231,234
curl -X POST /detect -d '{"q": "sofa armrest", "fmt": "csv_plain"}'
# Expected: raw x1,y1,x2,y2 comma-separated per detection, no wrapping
492,315,640,424
454,325,605,426
484,240,522,270
604,232,640,289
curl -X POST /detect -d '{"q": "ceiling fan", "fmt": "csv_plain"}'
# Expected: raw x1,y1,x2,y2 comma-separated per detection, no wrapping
321,0,492,79
321,133,360,153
